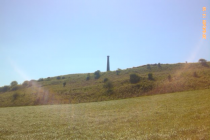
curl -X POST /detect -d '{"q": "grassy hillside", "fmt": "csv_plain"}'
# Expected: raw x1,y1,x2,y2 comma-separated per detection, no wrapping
0,89,209,139
1,62,210,107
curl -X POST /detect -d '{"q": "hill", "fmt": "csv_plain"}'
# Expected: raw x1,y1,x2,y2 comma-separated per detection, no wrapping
0,62,210,107
0,89,209,139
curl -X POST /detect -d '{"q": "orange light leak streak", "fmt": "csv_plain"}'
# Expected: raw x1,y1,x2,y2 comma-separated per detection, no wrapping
202,7,206,39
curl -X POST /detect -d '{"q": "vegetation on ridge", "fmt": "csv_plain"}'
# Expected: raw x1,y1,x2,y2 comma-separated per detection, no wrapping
0,60,210,107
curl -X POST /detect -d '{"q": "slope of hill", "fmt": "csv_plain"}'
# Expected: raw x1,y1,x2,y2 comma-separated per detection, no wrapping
0,62,210,107
0,89,209,139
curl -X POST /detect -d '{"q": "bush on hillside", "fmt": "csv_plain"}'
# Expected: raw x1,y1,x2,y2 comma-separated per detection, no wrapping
103,81,113,89
116,68,121,75
11,81,18,87
0,86,10,93
104,78,109,83
38,78,44,82
94,70,101,79
86,73,90,81
147,64,151,69
62,76,65,79
130,74,141,84
11,85,21,91
12,92,19,100
158,63,161,68
22,81,29,87
57,76,61,80
63,82,66,87
46,77,51,81
148,73,154,80
199,58,208,67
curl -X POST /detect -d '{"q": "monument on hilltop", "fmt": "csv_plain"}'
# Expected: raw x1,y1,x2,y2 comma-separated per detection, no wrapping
107,56,110,71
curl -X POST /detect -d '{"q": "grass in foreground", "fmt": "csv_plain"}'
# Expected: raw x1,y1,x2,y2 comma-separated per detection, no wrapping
0,89,210,139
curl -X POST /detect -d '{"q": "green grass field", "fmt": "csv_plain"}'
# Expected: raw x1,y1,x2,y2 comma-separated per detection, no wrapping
0,89,209,139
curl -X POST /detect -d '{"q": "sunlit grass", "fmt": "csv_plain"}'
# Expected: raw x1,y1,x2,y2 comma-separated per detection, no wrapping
0,89,209,139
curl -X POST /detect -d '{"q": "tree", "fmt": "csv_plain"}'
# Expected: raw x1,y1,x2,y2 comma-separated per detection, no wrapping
148,73,154,80
199,58,208,66
130,74,140,84
22,81,29,87
11,81,18,87
0,86,10,92
94,70,101,79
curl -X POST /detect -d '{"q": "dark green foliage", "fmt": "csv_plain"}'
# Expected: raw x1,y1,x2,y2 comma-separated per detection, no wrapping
46,77,51,81
199,59,208,66
94,70,101,79
11,85,21,91
12,92,19,100
22,81,29,87
0,86,10,92
86,73,90,81
130,74,140,84
103,81,113,89
116,68,121,75
147,64,151,69
104,78,109,83
148,73,154,80
62,76,65,79
11,81,18,87
57,76,61,80
38,78,44,82
63,82,66,87
168,74,172,82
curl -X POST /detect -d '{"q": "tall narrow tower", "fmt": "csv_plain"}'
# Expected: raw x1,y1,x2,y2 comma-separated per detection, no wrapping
107,55,110,71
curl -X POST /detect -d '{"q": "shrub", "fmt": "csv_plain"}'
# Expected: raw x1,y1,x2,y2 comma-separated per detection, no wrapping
158,63,161,68
104,78,109,83
103,81,113,89
130,74,140,84
148,73,154,80
46,77,51,81
11,85,21,91
11,81,18,87
116,68,121,75
57,76,61,80
147,64,151,69
168,74,172,82
0,86,10,92
199,58,208,66
13,93,19,100
38,78,44,82
63,82,66,87
94,70,101,79
86,73,90,81
22,81,29,87
62,76,65,79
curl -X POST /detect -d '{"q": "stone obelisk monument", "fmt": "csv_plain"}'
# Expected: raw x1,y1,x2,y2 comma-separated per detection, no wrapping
107,56,110,71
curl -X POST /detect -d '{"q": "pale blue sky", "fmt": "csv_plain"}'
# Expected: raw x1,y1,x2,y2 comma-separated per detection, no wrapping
0,0,209,86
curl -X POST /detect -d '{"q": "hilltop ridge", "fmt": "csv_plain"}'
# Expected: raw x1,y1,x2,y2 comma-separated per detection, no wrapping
0,62,210,107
